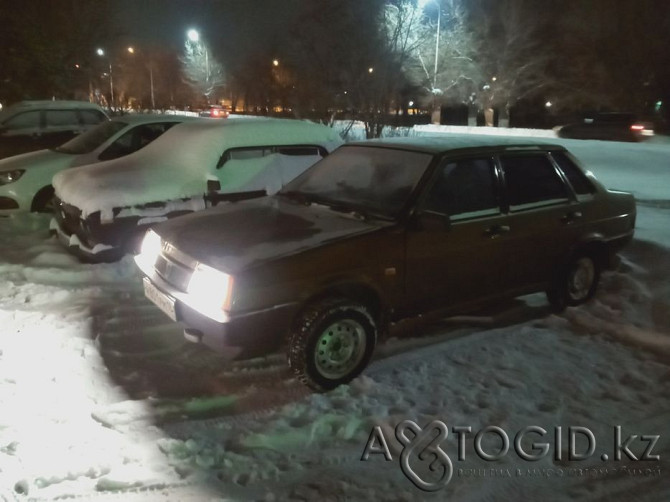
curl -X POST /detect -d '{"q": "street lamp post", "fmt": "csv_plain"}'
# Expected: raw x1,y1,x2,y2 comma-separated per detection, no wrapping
96,48,114,108
187,29,210,83
128,46,156,110
419,0,442,124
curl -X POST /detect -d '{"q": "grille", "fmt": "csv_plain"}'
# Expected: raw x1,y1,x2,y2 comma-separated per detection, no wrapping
154,243,198,292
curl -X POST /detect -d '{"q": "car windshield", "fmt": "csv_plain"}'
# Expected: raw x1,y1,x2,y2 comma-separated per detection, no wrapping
280,145,432,219
54,120,127,154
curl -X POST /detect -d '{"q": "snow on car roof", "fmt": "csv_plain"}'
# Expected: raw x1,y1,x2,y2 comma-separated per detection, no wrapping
350,134,566,154
52,117,342,218
107,113,199,125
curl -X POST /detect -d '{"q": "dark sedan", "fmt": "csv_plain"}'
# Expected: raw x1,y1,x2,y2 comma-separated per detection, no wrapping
136,136,636,391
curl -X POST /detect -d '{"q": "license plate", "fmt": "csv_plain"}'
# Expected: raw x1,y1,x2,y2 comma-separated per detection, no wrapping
143,278,177,321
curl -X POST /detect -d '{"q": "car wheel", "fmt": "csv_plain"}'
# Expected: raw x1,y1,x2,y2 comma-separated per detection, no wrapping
31,185,55,213
288,298,377,391
547,252,600,312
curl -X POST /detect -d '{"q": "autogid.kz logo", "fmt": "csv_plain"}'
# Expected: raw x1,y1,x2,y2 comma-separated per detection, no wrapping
360,420,661,492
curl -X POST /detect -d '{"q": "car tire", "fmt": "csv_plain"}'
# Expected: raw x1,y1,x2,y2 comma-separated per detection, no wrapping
288,298,377,391
31,185,55,213
547,251,601,312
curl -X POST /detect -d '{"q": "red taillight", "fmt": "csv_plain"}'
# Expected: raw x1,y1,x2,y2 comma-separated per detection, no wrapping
630,124,645,131
211,109,220,117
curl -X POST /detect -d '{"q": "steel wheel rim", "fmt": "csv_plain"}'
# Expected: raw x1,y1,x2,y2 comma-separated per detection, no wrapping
568,257,595,301
314,319,366,380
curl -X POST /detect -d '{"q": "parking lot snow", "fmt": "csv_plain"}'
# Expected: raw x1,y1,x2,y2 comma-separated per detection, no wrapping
0,134,669,501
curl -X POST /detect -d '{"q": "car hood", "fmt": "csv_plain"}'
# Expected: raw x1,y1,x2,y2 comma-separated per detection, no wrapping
0,149,73,171
153,196,391,273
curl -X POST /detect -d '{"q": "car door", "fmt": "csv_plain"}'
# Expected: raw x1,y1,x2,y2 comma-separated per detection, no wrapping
498,152,579,294
404,155,510,315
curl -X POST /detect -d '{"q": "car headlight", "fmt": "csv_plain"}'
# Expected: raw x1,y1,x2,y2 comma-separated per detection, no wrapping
187,263,234,312
0,169,25,185
136,229,162,269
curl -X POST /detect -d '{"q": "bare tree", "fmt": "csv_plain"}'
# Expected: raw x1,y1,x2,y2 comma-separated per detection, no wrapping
467,0,555,126
182,38,226,104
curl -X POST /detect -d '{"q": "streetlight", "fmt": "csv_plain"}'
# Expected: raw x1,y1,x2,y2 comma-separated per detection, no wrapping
127,46,155,110
96,48,114,108
186,29,209,84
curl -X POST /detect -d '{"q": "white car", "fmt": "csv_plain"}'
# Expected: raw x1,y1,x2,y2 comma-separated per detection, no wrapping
0,114,191,215
51,117,344,261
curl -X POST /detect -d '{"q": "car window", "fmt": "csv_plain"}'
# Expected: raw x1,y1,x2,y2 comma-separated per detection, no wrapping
423,157,499,220
80,109,107,125
501,154,569,210
55,120,127,154
550,152,596,195
3,110,41,130
45,109,79,127
219,145,328,167
282,145,432,219
98,122,177,161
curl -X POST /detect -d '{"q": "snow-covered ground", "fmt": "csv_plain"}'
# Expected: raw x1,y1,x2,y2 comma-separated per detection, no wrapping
0,131,669,501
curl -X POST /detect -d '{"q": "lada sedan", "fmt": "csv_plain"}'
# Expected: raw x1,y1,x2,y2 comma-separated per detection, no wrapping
135,136,636,391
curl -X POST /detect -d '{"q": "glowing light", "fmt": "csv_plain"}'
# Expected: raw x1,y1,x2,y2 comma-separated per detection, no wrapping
96,48,105,56
187,264,234,313
272,59,279,67
545,101,552,108
136,230,161,270
187,29,200,42
368,67,374,74
127,47,135,54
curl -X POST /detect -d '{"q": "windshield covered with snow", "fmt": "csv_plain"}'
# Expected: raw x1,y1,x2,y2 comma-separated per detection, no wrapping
281,145,432,219
54,120,127,154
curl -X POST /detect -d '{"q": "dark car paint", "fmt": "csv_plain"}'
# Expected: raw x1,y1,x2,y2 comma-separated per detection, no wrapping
140,140,636,357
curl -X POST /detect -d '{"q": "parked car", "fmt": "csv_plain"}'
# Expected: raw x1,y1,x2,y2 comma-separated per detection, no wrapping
134,136,636,391
0,100,109,159
555,112,654,142
51,118,343,261
199,105,230,119
0,114,190,215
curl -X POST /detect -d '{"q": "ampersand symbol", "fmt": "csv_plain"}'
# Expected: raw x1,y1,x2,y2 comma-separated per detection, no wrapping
396,420,453,491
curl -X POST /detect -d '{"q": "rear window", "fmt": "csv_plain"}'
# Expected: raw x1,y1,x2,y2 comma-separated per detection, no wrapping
550,151,596,195
501,154,569,209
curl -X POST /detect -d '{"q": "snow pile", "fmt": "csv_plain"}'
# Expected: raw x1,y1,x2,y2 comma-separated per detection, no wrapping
1,134,669,500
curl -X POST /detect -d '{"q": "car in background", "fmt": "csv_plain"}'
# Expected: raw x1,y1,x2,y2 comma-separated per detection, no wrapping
51,118,343,261
0,114,189,215
555,112,654,142
0,100,109,159
199,105,230,119
135,136,636,391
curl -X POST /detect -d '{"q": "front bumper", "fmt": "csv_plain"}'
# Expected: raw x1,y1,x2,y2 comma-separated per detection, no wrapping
136,255,297,359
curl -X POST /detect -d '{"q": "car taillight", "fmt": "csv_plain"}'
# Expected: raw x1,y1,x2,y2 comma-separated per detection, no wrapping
630,124,645,131
211,109,220,117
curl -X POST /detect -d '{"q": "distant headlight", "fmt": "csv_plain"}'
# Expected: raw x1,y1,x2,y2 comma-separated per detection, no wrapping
187,263,234,313
136,229,162,270
0,169,25,185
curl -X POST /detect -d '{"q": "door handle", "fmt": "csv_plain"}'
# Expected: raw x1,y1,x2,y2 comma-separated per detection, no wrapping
561,211,583,224
484,225,510,239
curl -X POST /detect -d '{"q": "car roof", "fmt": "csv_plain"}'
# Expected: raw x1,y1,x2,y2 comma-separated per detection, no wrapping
109,113,198,125
346,134,566,155
0,100,107,121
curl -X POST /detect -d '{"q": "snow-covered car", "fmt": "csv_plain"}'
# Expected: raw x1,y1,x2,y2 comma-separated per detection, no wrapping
0,114,190,215
51,118,343,261
0,100,109,160
135,136,636,391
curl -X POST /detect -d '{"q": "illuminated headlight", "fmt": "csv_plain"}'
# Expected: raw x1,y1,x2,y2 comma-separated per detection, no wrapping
0,169,25,185
136,229,162,269
187,263,234,313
